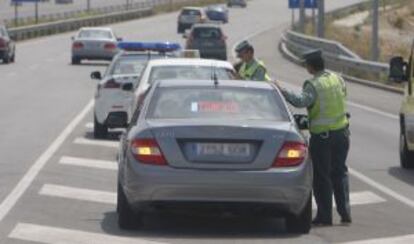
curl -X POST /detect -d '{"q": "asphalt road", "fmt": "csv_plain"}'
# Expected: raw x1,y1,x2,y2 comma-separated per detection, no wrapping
1,0,414,243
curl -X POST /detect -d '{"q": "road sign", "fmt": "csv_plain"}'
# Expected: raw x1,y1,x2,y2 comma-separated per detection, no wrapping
289,0,318,9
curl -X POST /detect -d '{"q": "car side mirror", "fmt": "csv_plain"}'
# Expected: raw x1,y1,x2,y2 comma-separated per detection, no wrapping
122,83,134,91
389,56,408,83
90,71,102,80
294,114,309,130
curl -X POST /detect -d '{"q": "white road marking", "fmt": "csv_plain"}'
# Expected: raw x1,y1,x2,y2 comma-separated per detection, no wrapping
85,122,94,129
0,100,94,223
349,168,414,209
73,137,119,148
39,184,116,205
339,234,414,244
231,25,275,60
312,191,385,210
347,101,398,120
59,156,117,170
9,223,168,244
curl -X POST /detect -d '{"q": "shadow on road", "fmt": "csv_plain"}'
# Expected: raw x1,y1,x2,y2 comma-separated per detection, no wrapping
388,166,414,186
99,210,302,240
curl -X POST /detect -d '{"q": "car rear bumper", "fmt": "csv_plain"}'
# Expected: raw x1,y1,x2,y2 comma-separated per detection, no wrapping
72,49,117,60
121,157,312,215
199,49,227,59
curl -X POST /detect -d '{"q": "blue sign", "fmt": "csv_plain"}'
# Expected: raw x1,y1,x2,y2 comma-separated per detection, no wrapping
289,0,318,9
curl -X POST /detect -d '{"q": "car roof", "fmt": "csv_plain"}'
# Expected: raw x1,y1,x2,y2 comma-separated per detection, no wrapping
181,6,204,11
79,27,113,32
192,23,221,28
155,79,275,90
146,58,233,69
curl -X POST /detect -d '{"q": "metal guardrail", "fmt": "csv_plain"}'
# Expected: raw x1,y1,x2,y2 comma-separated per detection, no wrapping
282,30,390,81
8,7,153,41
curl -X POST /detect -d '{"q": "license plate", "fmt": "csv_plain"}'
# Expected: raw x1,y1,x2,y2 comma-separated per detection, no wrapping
195,143,250,157
86,43,100,49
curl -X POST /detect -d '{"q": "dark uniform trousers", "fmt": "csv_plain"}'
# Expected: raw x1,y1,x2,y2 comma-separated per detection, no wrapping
310,127,351,222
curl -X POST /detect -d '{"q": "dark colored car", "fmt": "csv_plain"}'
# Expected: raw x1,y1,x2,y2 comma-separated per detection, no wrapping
185,23,227,60
227,0,247,8
117,79,312,233
205,5,229,23
0,26,15,64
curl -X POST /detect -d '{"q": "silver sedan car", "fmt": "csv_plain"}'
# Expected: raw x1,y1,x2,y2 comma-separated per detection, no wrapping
71,27,120,64
117,79,312,233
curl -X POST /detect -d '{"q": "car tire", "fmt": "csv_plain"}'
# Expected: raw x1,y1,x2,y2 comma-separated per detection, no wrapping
285,194,312,234
10,53,15,63
94,115,108,139
117,183,142,230
71,56,81,65
177,24,184,34
3,53,10,64
400,131,414,169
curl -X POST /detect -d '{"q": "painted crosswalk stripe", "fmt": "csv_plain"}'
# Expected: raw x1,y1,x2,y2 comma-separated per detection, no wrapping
59,156,117,170
73,137,119,148
85,122,94,129
9,223,168,244
39,184,116,205
339,234,414,244
312,191,385,210
39,184,384,210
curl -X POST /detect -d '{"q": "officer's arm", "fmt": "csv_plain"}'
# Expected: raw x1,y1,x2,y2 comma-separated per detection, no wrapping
280,82,317,108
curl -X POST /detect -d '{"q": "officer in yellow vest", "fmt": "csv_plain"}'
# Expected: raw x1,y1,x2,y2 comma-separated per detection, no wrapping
276,50,351,226
234,40,271,81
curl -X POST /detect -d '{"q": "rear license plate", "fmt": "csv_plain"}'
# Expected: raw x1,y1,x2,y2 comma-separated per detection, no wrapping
86,43,100,49
195,143,250,157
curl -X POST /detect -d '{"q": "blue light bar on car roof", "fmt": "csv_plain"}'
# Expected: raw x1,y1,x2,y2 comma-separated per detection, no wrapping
118,42,181,52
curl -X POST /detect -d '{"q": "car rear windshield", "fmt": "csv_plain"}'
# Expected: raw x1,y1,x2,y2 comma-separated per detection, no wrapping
149,65,234,83
109,56,149,76
146,87,289,121
78,30,113,39
181,9,201,15
192,27,222,39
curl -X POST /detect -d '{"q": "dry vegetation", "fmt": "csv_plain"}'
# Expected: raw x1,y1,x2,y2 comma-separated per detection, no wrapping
307,0,413,63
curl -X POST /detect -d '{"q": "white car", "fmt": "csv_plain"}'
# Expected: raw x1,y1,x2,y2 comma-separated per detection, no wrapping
132,58,236,112
92,42,182,138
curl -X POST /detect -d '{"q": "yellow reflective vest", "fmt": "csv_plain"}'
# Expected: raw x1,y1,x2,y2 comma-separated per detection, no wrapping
238,59,271,81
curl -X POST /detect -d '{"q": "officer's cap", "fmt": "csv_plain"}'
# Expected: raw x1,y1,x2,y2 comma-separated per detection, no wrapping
301,49,323,64
235,40,253,53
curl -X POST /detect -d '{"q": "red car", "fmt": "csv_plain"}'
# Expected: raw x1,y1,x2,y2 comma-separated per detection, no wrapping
0,26,16,64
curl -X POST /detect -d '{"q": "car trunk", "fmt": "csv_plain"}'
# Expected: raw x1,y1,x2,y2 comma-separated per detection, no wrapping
146,120,292,170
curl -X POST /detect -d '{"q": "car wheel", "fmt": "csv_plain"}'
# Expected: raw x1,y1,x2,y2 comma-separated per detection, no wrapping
285,194,312,234
117,183,142,230
3,53,10,64
94,115,108,139
400,131,414,169
71,56,81,65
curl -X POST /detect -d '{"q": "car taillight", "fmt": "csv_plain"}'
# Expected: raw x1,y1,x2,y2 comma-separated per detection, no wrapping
103,79,121,89
130,139,167,166
72,42,83,49
272,142,307,167
104,43,116,50
0,38,6,48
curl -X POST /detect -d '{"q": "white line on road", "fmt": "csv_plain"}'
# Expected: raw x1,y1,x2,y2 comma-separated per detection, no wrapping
231,25,275,60
39,184,116,205
73,137,119,148
59,156,117,170
349,168,414,209
9,223,168,244
339,233,414,244
85,122,94,129
0,100,94,223
347,101,398,120
312,191,385,210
